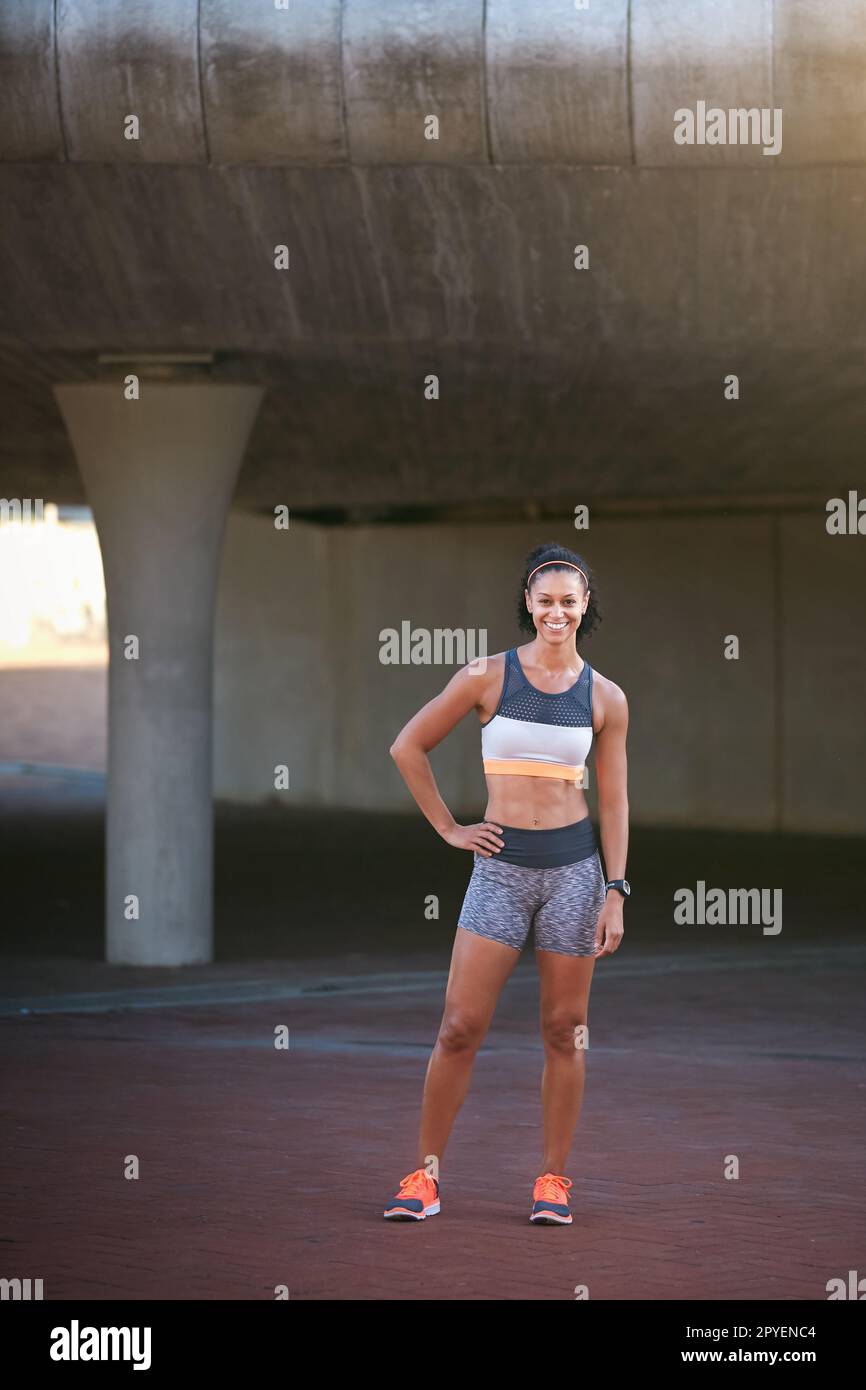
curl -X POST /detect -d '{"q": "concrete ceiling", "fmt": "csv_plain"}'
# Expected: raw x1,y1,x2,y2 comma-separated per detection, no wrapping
2,0,865,513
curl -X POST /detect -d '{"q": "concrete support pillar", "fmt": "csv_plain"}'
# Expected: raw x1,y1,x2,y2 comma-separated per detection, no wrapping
52,381,264,965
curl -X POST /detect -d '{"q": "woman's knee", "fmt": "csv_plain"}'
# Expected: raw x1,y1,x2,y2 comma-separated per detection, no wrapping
437,1011,487,1054
541,1008,589,1054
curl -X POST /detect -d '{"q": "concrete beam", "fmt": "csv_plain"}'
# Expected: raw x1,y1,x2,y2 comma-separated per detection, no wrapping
632,0,774,168
202,0,345,165
0,0,61,159
2,0,866,166
775,0,866,164
343,0,487,163
57,0,206,164
487,0,629,164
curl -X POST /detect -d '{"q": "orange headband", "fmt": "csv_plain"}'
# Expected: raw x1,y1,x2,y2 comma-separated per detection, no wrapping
526,560,589,590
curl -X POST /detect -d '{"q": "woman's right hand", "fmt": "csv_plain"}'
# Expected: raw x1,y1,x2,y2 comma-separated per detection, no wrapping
442,822,505,856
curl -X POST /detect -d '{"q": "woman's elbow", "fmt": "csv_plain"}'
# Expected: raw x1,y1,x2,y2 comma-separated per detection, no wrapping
390,736,425,764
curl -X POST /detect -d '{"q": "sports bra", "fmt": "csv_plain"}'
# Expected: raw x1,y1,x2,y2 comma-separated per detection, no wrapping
480,647,594,788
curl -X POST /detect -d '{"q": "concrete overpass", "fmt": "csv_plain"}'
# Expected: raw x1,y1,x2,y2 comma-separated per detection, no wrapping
1,1,864,965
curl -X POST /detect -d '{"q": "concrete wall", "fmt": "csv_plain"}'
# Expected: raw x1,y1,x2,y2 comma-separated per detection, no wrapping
781,516,866,834
214,509,866,835
213,513,333,803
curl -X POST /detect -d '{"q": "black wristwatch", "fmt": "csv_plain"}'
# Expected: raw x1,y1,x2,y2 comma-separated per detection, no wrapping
605,879,631,899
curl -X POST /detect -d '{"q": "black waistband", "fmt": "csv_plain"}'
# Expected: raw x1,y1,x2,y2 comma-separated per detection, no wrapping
490,816,597,868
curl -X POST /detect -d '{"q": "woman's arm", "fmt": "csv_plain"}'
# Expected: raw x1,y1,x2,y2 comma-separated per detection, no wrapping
389,659,506,857
592,680,629,955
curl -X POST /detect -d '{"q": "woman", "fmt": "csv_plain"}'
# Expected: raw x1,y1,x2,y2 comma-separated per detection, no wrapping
384,542,629,1225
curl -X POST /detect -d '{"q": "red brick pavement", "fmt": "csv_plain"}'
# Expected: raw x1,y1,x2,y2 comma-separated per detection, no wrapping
2,942,864,1301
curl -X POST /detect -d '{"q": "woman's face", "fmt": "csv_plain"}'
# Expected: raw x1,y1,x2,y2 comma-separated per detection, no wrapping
525,571,589,644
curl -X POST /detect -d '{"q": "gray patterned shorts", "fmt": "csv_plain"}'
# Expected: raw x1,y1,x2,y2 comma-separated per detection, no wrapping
458,846,606,956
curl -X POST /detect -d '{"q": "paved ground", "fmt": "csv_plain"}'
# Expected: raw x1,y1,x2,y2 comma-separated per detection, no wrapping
0,664,106,769
1,771,864,1300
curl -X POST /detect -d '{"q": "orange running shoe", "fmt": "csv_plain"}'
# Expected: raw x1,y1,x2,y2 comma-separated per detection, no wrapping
530,1172,573,1224
383,1168,440,1221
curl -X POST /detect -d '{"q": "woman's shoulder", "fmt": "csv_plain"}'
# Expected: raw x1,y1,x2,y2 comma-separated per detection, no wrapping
587,665,628,721
458,648,511,715
463,647,511,679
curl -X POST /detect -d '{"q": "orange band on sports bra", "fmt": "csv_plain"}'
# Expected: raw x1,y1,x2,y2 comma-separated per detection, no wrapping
483,758,586,787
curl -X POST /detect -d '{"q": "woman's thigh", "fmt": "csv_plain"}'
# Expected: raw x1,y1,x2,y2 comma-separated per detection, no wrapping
536,948,596,1043
441,923,522,1033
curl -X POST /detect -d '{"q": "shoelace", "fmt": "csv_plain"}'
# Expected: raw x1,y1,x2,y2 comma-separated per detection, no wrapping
396,1168,435,1198
534,1173,573,1203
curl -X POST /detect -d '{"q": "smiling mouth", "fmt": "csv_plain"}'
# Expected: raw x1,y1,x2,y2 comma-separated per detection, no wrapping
543,620,569,630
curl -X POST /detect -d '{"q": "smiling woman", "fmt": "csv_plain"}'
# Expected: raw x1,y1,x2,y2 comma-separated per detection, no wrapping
385,540,629,1226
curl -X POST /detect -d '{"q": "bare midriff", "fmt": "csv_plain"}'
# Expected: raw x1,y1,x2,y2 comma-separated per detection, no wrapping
483,773,589,831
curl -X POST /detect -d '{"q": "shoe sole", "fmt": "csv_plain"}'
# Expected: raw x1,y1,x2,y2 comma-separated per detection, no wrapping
383,1201,441,1220
530,1210,572,1224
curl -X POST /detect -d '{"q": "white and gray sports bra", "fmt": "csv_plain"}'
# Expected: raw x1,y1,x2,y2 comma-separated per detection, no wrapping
481,647,594,787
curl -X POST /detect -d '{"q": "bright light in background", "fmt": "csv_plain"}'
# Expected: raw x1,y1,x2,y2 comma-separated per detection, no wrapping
0,503,107,667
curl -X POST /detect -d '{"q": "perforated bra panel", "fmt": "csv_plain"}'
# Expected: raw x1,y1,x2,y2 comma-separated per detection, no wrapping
496,648,592,727
481,648,595,768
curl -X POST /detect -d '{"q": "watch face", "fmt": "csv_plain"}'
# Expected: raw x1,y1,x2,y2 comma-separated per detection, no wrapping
622,880,631,896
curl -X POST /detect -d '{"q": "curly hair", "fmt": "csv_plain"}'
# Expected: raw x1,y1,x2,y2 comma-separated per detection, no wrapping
516,542,602,646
